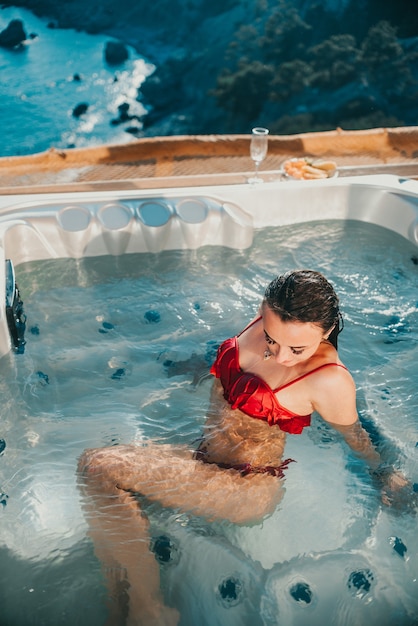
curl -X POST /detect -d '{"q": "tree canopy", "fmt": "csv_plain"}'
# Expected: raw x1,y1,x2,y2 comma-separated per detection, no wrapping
212,2,418,134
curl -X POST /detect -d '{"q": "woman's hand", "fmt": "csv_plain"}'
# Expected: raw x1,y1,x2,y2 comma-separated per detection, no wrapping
371,465,417,512
327,418,417,513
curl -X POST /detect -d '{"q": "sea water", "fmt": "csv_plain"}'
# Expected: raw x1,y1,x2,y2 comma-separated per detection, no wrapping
0,6,154,157
0,220,417,625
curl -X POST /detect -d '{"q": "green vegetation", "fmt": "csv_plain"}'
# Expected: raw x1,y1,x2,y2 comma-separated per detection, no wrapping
211,1,418,134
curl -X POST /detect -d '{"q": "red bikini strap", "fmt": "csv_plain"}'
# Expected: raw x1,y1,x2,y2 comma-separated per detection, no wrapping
275,363,348,392
237,315,262,338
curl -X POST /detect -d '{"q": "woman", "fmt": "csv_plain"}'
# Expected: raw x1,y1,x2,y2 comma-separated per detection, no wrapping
78,269,404,625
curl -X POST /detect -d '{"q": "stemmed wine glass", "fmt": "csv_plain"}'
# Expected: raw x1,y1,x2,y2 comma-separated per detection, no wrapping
248,127,269,183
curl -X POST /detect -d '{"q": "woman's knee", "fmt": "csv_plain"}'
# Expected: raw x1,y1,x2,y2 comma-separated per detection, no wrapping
77,446,123,486
78,447,102,477
78,445,140,493
79,443,131,470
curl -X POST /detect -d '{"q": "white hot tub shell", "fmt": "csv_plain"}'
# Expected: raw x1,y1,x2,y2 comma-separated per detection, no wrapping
0,174,417,358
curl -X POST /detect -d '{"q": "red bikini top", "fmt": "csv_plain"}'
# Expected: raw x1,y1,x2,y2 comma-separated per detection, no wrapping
210,319,347,434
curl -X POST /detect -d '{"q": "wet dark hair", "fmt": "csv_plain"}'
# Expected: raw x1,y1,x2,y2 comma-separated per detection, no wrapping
263,270,343,349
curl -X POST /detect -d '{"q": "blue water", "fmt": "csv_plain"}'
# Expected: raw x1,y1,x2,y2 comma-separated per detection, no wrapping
0,6,155,157
0,221,417,625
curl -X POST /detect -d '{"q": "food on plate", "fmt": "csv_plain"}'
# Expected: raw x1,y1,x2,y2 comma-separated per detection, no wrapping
283,158,337,180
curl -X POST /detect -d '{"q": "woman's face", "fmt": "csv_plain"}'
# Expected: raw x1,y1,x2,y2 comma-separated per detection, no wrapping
262,304,328,367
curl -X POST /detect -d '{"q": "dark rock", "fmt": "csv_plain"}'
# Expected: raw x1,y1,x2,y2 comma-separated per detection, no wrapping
110,102,131,124
117,102,130,120
104,40,129,65
6,0,417,137
110,102,142,126
72,102,89,117
0,19,27,49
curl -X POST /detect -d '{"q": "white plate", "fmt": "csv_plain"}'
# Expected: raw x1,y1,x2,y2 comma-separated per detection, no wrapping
281,158,338,180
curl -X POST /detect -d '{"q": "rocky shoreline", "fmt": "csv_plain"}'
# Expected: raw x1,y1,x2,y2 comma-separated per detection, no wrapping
2,0,417,140
1,0,239,136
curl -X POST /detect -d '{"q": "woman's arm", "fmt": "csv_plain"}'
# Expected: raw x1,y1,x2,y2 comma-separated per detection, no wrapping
331,419,413,508
328,419,381,468
312,367,413,508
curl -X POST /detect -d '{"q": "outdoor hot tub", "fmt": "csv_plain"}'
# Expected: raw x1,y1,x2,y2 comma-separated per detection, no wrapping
1,174,417,358
0,174,417,626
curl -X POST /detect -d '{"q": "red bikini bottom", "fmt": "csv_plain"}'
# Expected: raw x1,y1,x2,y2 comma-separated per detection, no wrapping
214,458,295,478
195,442,295,478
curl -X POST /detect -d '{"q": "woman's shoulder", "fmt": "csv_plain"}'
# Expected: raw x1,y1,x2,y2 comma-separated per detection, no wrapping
308,341,352,382
310,360,358,425
237,314,262,337
304,342,355,396
236,315,264,367
311,360,354,387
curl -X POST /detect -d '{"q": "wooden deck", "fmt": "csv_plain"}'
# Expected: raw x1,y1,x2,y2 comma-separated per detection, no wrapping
0,127,417,194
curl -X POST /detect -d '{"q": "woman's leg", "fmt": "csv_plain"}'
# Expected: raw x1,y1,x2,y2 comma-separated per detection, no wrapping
79,459,179,626
79,442,285,523
78,443,285,624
